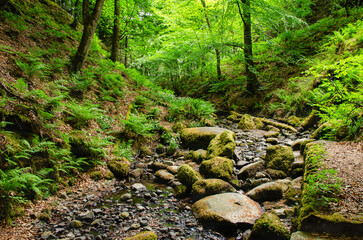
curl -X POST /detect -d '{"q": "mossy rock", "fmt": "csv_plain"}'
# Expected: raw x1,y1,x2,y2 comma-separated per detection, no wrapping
203,118,215,127
253,117,264,129
247,212,290,240
104,171,114,180
155,169,174,183
199,157,234,181
70,219,83,228
237,161,265,180
139,145,153,157
264,131,280,138
310,122,333,140
177,164,201,188
265,125,280,132
265,145,294,173
207,130,236,159
237,114,256,130
191,179,235,199
266,168,287,179
191,149,207,163
181,127,232,150
335,125,349,140
125,231,157,240
89,171,103,181
107,160,130,179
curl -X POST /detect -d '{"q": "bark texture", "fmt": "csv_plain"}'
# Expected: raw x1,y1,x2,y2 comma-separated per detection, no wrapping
110,0,120,62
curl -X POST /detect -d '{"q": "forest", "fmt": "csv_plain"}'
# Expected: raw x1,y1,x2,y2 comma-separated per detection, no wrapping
0,0,362,239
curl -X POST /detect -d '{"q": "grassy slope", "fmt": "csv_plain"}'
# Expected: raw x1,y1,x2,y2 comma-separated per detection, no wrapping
0,0,215,222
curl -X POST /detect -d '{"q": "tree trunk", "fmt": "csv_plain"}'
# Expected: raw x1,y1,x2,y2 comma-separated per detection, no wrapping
71,0,80,29
238,0,259,93
124,36,128,68
200,0,222,81
110,0,120,62
70,0,105,73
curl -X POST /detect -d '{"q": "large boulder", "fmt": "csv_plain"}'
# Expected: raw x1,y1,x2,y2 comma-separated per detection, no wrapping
207,130,236,159
199,157,234,181
191,149,207,163
181,127,233,150
192,193,263,232
247,212,290,240
265,145,294,173
237,161,265,180
246,182,284,202
191,179,235,199
107,159,130,179
177,164,201,188
237,114,256,130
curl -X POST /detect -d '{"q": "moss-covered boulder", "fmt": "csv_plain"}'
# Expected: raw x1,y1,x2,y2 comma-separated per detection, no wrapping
246,182,284,202
199,157,234,181
207,130,236,159
125,231,157,240
266,168,287,179
191,179,235,199
191,149,207,163
247,212,290,240
107,159,130,179
181,127,233,150
259,118,297,133
227,114,240,123
89,171,103,181
237,114,256,130
177,164,201,188
192,193,263,232
174,184,189,198
253,117,264,129
265,145,294,173
300,111,321,130
287,115,301,126
264,131,280,138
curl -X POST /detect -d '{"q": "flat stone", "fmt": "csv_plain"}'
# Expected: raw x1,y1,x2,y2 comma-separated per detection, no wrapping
192,192,263,231
181,127,233,149
132,183,147,191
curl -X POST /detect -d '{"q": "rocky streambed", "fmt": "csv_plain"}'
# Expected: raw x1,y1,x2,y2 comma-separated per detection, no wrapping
34,115,313,240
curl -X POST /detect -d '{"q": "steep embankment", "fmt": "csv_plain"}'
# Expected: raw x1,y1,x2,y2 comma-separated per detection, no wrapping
0,0,215,224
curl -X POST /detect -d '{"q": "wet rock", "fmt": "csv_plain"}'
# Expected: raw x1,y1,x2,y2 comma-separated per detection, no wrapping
166,165,179,174
129,168,145,180
149,162,168,171
79,210,95,221
132,183,147,191
120,212,130,219
247,212,290,240
192,192,263,232
181,127,232,150
246,182,284,202
155,169,174,182
265,145,294,173
266,138,279,145
266,168,287,179
237,161,265,180
191,179,235,199
125,231,157,240
207,130,236,159
177,164,201,188
199,157,234,181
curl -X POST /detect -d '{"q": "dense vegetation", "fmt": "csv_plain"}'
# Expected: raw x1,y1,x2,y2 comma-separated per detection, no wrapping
0,0,361,223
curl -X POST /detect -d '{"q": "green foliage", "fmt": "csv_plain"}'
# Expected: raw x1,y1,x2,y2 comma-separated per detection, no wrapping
303,144,342,211
65,102,103,129
122,113,161,138
113,140,134,161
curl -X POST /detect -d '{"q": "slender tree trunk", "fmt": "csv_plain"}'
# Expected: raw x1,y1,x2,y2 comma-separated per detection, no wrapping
110,0,120,62
70,0,105,73
237,0,259,93
124,36,128,68
71,0,80,29
200,0,222,81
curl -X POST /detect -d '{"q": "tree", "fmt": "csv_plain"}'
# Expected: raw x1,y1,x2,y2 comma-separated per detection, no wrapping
110,0,120,62
0,0,10,10
237,0,259,93
70,0,81,29
200,0,222,81
70,0,105,73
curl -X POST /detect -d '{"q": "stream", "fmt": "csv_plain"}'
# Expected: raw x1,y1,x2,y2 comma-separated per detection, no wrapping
35,117,310,240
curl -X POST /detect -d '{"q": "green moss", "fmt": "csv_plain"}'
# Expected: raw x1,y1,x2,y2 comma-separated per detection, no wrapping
177,164,201,188
247,212,290,240
207,130,236,159
253,117,264,129
199,157,234,181
191,149,207,163
125,231,157,240
69,219,83,228
104,171,114,180
237,114,256,130
107,160,130,179
259,118,297,133
310,122,334,140
174,184,189,198
287,115,301,126
264,131,280,138
300,111,321,129
89,171,103,181
227,114,240,123
265,145,294,173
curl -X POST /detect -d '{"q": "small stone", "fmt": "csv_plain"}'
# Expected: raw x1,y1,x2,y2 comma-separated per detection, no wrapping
120,212,130,219
131,223,140,229
132,183,147,191
70,220,83,228
41,231,56,239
